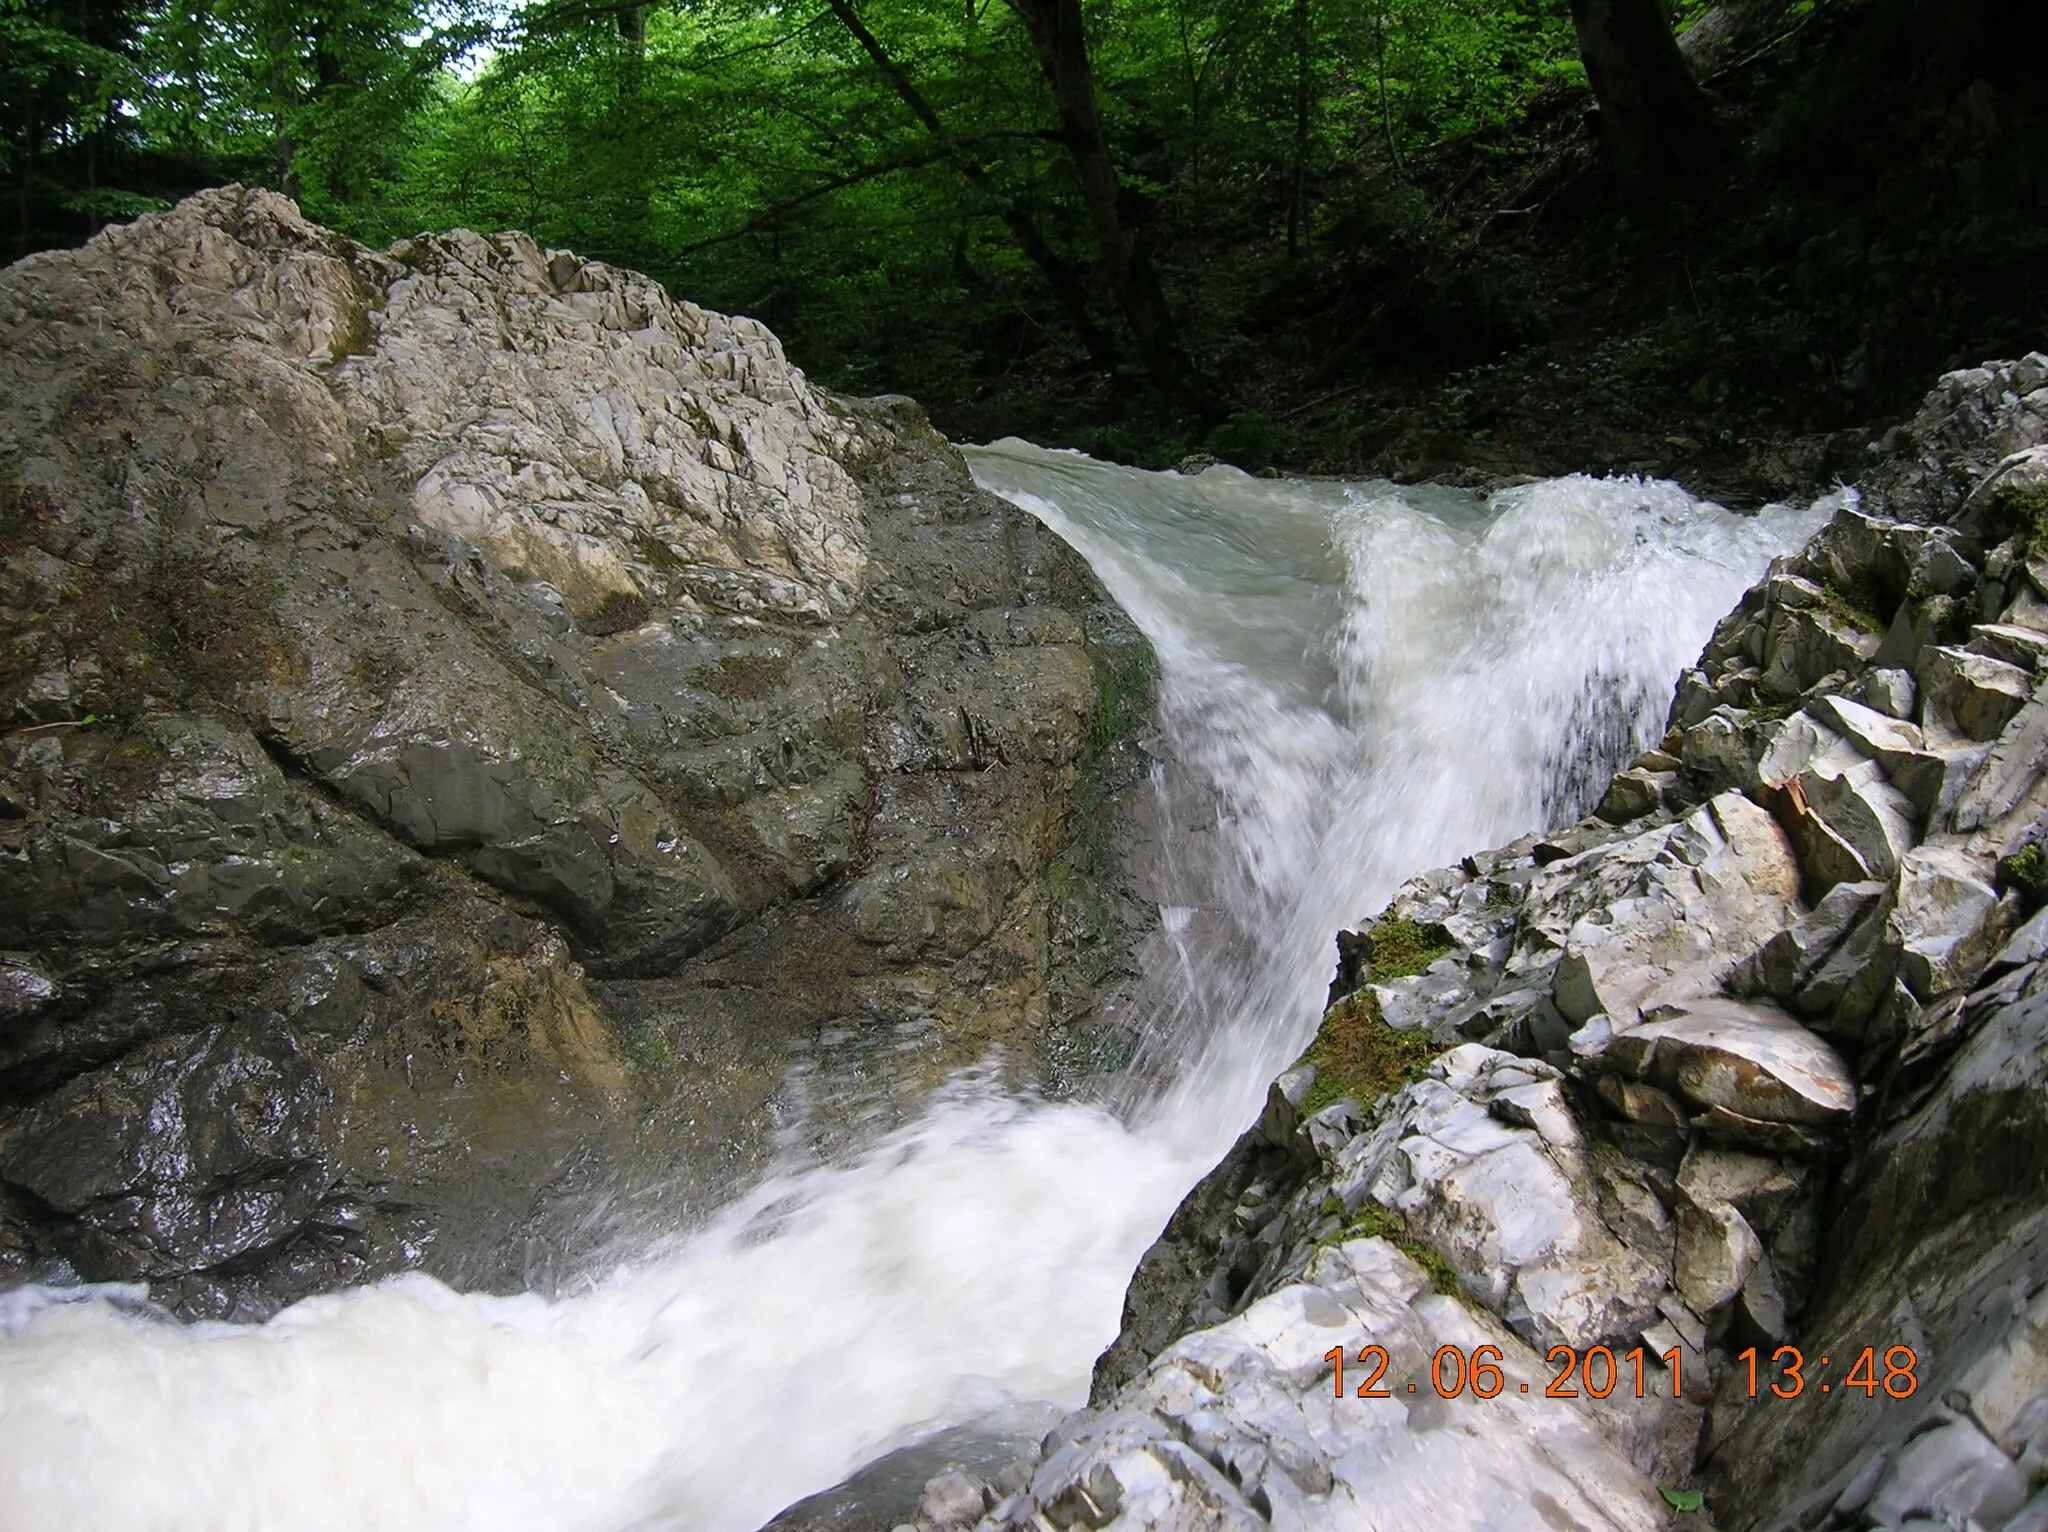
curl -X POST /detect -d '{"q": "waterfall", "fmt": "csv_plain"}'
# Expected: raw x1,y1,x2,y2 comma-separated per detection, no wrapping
0,447,1825,1532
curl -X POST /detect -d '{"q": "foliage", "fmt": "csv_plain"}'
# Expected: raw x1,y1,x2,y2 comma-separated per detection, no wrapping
1356,915,1454,982
6,0,2043,477
1339,1200,1461,1295
1297,989,1439,1115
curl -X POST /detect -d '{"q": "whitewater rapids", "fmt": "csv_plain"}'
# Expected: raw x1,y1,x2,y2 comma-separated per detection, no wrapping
0,448,1828,1531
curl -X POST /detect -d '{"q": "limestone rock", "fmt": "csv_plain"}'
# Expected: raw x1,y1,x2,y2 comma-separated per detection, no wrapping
1888,844,2008,1000
1672,1196,1761,1317
1865,1420,2029,1530
1599,998,1856,1129
1549,794,1799,1027
1919,645,2033,740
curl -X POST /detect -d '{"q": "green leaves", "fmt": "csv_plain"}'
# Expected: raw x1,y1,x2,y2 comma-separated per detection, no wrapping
1659,1484,1705,1514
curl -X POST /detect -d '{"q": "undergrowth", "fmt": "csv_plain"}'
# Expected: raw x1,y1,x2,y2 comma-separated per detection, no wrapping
1298,990,1442,1116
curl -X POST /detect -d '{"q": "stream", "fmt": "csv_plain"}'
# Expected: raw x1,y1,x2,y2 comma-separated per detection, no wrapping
0,446,1825,1531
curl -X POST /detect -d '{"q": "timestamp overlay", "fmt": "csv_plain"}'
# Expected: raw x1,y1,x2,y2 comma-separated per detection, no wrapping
1326,1343,1919,1402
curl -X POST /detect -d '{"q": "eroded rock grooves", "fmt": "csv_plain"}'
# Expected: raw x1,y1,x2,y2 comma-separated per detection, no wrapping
918,362,2048,1530
0,189,1151,1317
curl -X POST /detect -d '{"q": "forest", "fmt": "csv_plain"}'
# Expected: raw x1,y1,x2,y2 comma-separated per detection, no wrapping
6,0,2046,484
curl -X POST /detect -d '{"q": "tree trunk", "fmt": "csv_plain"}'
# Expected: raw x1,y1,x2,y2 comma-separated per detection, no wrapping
820,0,1122,372
1004,0,1204,406
1286,0,1312,255
1567,0,1717,195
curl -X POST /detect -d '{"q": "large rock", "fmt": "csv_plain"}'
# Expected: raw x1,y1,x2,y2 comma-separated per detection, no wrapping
1598,998,1856,1131
1549,793,1800,1027
0,189,1150,1311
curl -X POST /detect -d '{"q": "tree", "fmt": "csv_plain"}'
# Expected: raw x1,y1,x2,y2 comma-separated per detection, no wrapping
1003,0,1205,406
1564,0,1716,195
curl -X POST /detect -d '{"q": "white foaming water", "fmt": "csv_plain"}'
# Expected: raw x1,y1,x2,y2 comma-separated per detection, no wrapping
0,446,1827,1531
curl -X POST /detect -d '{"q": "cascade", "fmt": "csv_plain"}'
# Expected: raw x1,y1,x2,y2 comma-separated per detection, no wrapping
0,447,1824,1532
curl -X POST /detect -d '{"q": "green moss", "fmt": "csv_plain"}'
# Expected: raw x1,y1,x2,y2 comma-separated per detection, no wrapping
1341,1201,1462,1296
1360,916,1455,983
1085,630,1154,761
1746,695,1801,723
692,652,791,701
633,531,686,574
584,588,653,637
1999,842,2047,907
1813,577,1888,637
1297,990,1443,1116
1991,484,2048,559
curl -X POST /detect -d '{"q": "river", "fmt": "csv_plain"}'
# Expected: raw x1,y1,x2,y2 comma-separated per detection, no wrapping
0,445,1825,1531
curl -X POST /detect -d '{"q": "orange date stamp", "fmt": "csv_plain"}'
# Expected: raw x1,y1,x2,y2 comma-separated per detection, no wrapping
1325,1343,1919,1401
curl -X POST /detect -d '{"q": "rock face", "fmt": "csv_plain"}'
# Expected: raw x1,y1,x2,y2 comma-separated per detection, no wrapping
894,359,2048,1532
0,190,1152,1316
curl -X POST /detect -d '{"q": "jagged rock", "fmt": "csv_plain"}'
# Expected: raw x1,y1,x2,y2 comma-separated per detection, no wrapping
1861,666,1919,719
1594,767,1671,824
1810,693,1926,768
1754,710,1867,790
1672,1194,1761,1318
0,189,1145,1308
1549,794,1799,1027
1760,582,1886,699
1972,622,2048,671
1948,692,2048,838
1920,645,2033,740
1329,1046,1664,1349
1749,878,1886,998
1733,1251,1790,1344
1599,998,1856,1129
1865,1420,2029,1529
1888,845,2009,1000
1004,1238,1675,1532
1784,766,1920,886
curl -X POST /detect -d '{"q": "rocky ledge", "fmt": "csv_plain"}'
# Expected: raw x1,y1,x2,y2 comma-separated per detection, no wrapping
885,361,2048,1531
0,190,1154,1318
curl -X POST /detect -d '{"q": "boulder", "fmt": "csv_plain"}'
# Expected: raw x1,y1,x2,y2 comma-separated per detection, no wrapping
1599,998,1856,1129
1860,666,1919,720
1750,878,1886,998
1919,646,2033,740
1549,794,1799,1027
1888,845,2009,1000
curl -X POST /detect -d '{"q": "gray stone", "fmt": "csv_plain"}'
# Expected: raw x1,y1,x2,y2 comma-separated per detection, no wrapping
1602,998,1857,1128
918,1470,987,1530
1920,645,2034,740
1810,693,1927,768
1595,767,1672,824
1889,845,2007,1000
1673,1194,1761,1316
1949,693,2048,837
2004,1490,2048,1532
1973,622,2048,671
1753,879,1886,998
1865,1419,2028,1529
1862,666,1920,720
1754,711,1866,790
1792,766,1919,883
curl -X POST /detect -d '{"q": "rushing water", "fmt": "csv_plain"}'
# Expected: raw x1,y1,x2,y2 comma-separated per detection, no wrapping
0,447,1826,1532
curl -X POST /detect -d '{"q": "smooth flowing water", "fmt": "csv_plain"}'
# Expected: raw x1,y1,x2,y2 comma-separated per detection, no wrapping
0,447,1827,1532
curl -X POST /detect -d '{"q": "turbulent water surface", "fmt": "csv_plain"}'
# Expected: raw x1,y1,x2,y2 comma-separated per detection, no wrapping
0,447,1827,1531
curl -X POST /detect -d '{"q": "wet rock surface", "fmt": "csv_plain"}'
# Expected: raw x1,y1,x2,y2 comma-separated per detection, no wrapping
0,190,1154,1315
882,360,2048,1530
